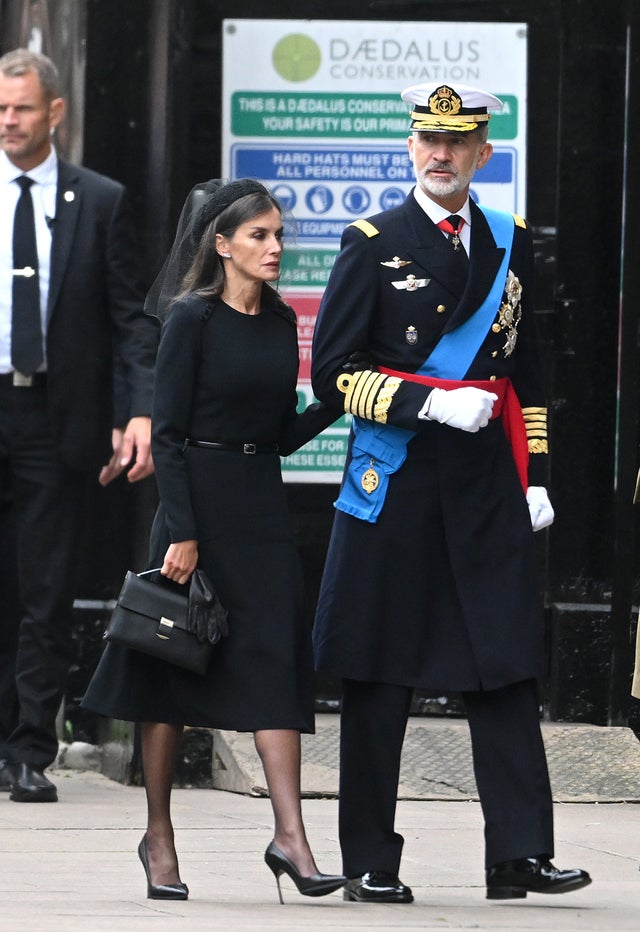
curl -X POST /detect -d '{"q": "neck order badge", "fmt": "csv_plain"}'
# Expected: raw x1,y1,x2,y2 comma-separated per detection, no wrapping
437,214,465,252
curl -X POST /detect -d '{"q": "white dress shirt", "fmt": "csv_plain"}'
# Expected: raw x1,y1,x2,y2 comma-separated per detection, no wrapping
0,148,58,373
412,183,472,256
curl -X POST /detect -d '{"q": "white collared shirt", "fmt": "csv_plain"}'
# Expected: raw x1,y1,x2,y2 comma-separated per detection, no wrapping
412,184,472,256
0,148,58,373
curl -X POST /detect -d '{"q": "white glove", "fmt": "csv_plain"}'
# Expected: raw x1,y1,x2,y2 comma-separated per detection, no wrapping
526,486,555,531
420,387,498,433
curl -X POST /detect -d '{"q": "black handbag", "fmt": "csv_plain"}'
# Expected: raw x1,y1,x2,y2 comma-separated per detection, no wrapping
104,568,226,675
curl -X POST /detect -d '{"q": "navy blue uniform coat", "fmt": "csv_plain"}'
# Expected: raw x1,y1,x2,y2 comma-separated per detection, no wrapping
311,194,548,692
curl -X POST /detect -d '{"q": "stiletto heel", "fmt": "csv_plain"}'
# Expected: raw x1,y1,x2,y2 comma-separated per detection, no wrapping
138,836,189,900
264,841,345,904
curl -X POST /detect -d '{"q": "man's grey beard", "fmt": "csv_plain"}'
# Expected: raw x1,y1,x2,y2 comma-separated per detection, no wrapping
415,163,474,199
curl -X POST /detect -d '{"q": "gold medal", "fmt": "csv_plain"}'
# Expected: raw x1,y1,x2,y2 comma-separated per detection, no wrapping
361,459,379,494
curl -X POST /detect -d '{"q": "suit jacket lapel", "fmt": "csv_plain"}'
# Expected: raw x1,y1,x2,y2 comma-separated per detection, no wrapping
47,160,82,322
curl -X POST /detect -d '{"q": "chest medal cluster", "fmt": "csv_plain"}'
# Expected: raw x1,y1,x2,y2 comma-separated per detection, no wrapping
495,270,523,357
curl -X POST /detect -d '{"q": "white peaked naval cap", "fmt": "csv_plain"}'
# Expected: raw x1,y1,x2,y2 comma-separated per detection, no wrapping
402,82,503,132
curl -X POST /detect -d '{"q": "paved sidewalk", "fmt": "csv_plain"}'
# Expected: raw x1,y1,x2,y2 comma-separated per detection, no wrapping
1,768,639,931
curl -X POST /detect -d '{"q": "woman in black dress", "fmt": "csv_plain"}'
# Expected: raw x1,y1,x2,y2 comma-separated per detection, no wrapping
83,180,343,903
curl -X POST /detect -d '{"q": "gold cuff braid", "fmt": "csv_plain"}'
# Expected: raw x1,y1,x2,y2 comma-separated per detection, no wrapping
337,370,402,424
528,439,549,454
522,406,548,454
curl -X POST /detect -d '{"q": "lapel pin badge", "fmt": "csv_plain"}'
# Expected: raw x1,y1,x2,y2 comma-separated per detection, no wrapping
392,274,430,291
381,256,412,269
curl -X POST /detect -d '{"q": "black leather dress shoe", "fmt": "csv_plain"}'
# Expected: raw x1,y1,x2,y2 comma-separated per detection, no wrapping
9,763,58,803
343,871,413,903
0,759,15,791
486,857,591,899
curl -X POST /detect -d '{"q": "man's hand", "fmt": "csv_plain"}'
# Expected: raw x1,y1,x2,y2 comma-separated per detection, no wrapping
98,416,153,486
98,428,125,486
420,386,498,432
526,486,555,531
162,540,198,585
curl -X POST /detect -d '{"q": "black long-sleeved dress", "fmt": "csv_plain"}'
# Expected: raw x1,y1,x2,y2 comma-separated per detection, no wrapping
83,290,336,732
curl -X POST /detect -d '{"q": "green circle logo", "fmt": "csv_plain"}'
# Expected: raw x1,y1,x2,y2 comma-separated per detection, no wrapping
272,34,321,82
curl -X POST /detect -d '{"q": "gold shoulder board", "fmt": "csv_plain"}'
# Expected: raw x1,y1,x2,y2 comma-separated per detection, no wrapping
350,219,380,238
513,214,527,229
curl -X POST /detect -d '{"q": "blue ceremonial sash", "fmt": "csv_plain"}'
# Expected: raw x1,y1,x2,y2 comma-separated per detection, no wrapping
334,205,516,522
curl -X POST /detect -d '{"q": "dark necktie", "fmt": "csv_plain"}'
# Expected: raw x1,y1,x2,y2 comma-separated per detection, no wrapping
11,175,43,375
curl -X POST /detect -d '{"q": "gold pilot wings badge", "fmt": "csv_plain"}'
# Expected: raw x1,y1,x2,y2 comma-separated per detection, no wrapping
381,256,412,269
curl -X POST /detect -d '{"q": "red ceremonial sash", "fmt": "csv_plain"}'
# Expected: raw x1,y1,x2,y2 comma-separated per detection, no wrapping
379,366,529,493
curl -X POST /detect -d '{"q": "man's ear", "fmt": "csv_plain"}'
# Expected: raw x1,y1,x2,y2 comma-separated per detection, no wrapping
48,97,64,132
476,142,493,171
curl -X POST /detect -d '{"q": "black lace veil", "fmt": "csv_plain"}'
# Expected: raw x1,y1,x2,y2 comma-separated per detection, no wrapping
144,178,277,322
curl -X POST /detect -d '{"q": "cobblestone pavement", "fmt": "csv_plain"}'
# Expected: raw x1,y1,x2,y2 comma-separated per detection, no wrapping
215,715,640,802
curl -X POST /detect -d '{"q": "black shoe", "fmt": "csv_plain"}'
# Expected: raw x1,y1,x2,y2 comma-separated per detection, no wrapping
486,857,592,899
264,841,346,904
343,871,414,903
138,836,189,900
0,759,15,792
9,763,57,802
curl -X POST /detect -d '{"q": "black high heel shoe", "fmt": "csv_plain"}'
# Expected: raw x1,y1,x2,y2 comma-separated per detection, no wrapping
138,836,189,900
264,840,346,904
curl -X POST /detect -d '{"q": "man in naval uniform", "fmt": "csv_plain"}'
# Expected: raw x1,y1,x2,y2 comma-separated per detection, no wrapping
311,82,591,903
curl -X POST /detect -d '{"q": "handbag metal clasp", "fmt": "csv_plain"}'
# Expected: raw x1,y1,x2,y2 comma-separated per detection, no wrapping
157,617,175,640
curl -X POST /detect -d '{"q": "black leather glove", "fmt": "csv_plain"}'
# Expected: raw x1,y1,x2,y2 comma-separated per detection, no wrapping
188,568,229,645
342,350,376,373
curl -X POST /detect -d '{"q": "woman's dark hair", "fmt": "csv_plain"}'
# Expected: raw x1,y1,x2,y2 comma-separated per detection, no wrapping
176,188,283,303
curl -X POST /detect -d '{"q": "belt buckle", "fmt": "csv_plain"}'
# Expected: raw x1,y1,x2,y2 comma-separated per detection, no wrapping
12,371,33,387
243,443,257,455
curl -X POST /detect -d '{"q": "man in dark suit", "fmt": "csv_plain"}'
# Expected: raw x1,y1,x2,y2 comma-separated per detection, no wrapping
312,82,591,902
0,49,157,801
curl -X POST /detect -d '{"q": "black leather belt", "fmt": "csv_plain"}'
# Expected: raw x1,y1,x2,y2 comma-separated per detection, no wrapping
0,371,47,388
184,439,279,455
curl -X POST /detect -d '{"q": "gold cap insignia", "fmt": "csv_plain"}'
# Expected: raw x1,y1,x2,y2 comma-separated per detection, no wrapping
428,85,462,117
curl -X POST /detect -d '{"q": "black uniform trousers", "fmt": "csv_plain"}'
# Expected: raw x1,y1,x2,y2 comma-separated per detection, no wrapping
0,379,89,769
339,677,554,877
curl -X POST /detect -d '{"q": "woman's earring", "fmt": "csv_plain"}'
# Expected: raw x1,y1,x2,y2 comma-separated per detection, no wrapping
220,252,231,258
